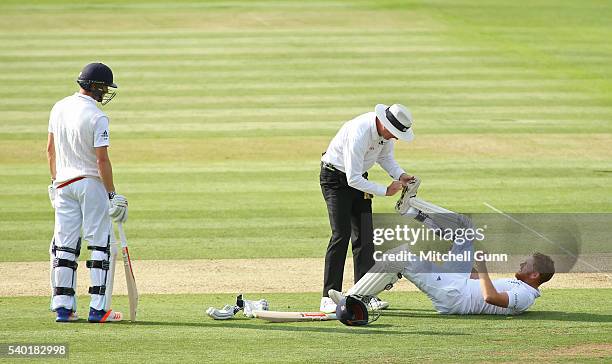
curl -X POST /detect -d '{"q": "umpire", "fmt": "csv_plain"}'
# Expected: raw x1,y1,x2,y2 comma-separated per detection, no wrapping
319,104,415,313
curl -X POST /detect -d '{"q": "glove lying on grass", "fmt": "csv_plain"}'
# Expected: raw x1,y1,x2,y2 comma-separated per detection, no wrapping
237,294,269,318
206,305,242,320
206,294,269,320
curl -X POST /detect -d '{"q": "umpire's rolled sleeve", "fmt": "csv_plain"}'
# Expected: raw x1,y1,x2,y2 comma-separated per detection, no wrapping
377,140,405,180
348,175,387,196
344,134,387,196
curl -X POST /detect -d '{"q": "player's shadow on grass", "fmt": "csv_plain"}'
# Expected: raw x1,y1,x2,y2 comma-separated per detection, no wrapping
514,311,612,323
382,309,612,323
131,320,469,336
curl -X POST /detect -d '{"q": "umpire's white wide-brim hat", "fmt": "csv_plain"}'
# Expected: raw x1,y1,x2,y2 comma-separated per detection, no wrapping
375,103,414,141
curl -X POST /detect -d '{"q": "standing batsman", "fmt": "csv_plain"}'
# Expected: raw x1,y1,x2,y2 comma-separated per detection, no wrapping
47,62,128,323
319,104,416,313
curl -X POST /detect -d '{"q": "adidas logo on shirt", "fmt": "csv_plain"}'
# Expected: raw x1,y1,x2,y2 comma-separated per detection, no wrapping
101,130,108,140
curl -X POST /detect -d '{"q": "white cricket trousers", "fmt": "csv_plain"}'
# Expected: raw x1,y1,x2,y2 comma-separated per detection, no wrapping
50,177,115,311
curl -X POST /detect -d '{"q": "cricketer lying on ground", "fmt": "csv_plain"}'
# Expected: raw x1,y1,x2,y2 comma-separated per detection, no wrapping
333,195,547,316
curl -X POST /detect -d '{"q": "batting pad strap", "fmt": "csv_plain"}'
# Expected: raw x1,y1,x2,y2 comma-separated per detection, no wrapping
53,258,78,270
89,286,106,295
54,287,75,296
52,238,82,258
87,245,110,253
86,260,110,270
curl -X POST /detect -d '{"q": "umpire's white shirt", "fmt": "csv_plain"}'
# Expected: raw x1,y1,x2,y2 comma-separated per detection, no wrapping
48,93,110,183
321,111,405,196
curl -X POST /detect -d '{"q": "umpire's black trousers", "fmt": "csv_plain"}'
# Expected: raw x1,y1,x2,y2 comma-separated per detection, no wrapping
320,163,374,297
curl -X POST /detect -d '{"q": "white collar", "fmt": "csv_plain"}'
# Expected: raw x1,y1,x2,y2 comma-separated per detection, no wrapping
370,114,385,143
75,92,97,103
522,280,541,297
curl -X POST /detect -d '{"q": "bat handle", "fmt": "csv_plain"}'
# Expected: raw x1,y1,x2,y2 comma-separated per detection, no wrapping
117,222,128,248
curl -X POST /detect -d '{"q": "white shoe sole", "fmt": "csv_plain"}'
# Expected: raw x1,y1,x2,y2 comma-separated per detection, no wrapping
395,178,421,214
320,305,337,314
320,297,337,314
327,289,345,305
100,310,123,322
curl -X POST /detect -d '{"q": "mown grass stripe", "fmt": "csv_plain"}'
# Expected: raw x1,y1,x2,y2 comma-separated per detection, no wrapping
5,119,612,135
0,92,599,107
0,59,542,69
0,36,463,48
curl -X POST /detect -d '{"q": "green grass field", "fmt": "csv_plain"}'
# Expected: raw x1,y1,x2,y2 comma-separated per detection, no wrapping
0,0,611,362
1,290,611,362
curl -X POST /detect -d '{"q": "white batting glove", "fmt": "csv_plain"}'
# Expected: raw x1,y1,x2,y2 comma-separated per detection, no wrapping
243,299,269,318
109,193,128,223
48,184,56,209
206,305,241,320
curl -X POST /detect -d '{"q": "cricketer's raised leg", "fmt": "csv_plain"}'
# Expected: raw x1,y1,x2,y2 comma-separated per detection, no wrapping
339,196,475,300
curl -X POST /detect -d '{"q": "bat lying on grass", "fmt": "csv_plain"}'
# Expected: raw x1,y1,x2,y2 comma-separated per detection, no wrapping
253,310,337,322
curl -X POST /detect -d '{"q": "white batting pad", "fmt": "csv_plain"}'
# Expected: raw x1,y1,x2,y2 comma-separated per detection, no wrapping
346,244,409,297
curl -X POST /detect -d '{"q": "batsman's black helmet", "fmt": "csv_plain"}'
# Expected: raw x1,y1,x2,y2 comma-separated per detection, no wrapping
336,296,370,326
78,62,117,88
76,62,117,105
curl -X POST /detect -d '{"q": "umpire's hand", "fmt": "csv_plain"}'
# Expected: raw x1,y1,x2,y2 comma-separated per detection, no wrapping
399,173,416,186
386,180,403,196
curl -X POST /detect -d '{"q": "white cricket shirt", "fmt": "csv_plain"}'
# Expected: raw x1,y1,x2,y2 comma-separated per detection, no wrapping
321,112,406,196
48,93,110,183
459,278,540,315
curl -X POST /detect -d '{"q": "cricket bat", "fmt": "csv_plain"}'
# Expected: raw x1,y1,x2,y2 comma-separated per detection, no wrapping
117,222,138,322
252,310,337,323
